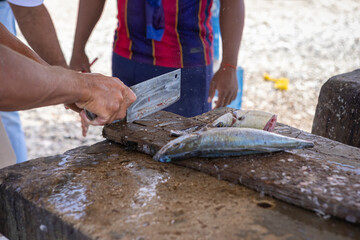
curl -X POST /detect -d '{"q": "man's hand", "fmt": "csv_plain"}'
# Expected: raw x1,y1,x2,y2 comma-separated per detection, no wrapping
74,73,136,136
70,0,106,73
210,0,244,109
208,66,238,108
0,45,136,127
70,50,91,72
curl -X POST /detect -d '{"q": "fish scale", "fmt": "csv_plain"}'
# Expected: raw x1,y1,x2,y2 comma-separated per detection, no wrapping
153,128,314,163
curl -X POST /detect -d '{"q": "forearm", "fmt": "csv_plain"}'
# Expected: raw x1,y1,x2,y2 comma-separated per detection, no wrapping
72,0,106,54
9,3,67,67
219,0,245,65
0,45,84,111
0,23,48,65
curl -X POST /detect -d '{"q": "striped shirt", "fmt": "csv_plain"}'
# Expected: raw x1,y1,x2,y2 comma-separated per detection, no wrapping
114,0,213,68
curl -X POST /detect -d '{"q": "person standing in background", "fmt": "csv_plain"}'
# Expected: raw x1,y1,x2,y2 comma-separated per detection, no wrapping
70,0,245,117
6,0,67,67
0,0,27,163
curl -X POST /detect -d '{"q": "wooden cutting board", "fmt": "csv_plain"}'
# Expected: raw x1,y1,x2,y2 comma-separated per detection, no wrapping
103,108,360,224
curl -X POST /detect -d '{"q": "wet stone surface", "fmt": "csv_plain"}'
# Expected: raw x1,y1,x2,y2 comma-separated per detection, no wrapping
1,141,360,240
104,108,360,225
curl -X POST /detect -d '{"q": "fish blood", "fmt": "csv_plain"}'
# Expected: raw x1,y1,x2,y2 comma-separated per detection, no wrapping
212,110,277,132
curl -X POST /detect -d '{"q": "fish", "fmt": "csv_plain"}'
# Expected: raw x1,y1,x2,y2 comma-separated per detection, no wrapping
212,110,277,132
170,125,206,137
154,128,314,162
169,110,277,137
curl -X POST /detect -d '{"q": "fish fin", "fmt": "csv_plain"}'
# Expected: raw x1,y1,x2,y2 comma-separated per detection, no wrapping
170,130,185,137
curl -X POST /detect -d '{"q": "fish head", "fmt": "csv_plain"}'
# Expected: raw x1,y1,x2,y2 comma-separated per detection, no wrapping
153,133,201,162
212,112,235,127
232,110,277,132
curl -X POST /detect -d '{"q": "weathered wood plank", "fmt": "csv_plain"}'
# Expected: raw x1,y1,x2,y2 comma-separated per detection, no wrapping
103,108,360,224
312,69,360,147
1,141,360,239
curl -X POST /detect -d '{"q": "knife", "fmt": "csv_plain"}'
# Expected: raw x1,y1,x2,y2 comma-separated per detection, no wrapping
85,69,181,122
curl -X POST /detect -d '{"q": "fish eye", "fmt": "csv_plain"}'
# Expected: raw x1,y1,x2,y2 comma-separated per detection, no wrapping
238,116,245,121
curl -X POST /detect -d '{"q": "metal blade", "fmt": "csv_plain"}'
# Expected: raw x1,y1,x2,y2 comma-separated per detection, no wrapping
126,69,181,122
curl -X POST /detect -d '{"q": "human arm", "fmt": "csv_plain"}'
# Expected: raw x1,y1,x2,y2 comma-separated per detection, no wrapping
0,23,47,65
208,0,245,108
70,0,106,72
9,2,67,67
0,44,136,125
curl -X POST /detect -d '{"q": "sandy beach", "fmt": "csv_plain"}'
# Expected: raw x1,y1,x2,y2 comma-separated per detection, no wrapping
16,0,360,159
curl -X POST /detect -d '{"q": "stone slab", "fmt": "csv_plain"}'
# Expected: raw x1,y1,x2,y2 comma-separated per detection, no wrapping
103,108,360,224
1,141,360,240
312,69,360,147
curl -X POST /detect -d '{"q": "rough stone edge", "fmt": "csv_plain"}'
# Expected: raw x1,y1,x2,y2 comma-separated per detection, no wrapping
0,170,91,240
312,69,360,147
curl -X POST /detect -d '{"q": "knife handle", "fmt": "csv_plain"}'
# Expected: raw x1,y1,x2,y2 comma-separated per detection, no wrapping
85,109,97,121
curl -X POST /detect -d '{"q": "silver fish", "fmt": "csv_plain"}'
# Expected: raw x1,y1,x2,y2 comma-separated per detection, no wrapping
169,110,277,137
154,128,314,162
212,110,277,132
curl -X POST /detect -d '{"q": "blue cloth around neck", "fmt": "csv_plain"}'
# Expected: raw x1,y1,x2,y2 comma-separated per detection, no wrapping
145,0,164,41
146,25,164,41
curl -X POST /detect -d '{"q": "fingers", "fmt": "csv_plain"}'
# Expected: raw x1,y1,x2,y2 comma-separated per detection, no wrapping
80,111,89,137
216,89,238,108
216,92,229,108
112,81,136,121
224,94,234,107
80,109,112,126
65,103,82,113
75,75,136,127
122,84,137,109
81,66,91,73
110,90,135,123
226,89,238,106
207,80,217,104
70,51,90,72
211,68,239,108
71,61,90,73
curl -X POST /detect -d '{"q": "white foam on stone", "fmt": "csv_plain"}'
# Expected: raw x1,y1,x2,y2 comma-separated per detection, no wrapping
47,181,88,220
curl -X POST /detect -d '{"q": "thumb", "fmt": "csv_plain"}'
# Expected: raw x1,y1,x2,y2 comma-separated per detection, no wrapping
208,80,216,103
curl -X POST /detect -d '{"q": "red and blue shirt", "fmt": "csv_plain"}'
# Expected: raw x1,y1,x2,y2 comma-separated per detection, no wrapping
114,0,213,68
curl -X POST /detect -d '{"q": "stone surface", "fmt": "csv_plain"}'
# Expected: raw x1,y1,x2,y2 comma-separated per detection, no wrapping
1,141,360,240
103,108,360,225
312,69,360,147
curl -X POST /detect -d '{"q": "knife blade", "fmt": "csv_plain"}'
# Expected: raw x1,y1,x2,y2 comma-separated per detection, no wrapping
85,69,181,123
126,69,181,122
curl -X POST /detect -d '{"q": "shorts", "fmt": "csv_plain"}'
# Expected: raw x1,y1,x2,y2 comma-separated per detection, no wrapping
112,53,213,118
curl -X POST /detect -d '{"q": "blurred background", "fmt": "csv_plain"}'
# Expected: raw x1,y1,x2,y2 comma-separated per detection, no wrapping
17,0,360,159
